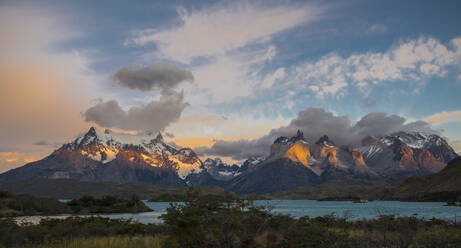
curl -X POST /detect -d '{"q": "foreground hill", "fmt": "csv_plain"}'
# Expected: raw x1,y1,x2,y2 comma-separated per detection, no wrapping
391,157,461,201
265,178,398,200
0,179,233,200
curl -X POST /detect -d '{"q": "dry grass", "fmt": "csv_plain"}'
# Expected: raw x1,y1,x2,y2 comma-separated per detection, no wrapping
29,236,165,248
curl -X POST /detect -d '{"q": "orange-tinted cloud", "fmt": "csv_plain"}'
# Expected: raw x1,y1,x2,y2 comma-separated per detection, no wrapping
168,136,244,149
0,62,91,149
0,4,98,171
166,113,289,141
425,110,461,125
450,140,461,154
0,152,40,173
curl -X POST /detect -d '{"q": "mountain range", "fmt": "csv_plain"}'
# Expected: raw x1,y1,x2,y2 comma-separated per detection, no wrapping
0,127,458,194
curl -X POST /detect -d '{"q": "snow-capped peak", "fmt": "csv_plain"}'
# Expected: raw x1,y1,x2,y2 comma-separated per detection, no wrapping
200,158,240,181
380,131,448,149
66,127,202,179
70,127,175,154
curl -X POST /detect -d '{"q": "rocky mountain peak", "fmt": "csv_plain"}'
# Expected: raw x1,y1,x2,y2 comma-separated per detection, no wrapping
56,127,204,180
296,129,304,139
316,135,335,146
273,136,289,144
191,158,240,183
313,135,338,160
69,126,100,149
238,156,265,173
3,127,459,194
270,131,311,168
358,131,457,175
87,126,97,135
203,158,224,168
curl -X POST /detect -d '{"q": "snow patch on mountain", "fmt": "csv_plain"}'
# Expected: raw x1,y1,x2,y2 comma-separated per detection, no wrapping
169,156,202,179
71,127,175,155
69,127,202,179
380,131,447,149
200,158,240,181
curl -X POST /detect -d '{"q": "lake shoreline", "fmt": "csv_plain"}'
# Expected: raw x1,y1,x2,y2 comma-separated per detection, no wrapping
11,199,461,226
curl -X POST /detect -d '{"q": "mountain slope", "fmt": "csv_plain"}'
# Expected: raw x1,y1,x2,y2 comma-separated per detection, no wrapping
185,158,240,186
0,127,201,185
310,136,378,180
359,132,457,176
228,131,321,194
391,157,461,201
0,127,457,194
228,158,321,194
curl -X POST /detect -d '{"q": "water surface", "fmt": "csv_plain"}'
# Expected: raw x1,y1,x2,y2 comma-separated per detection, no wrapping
15,200,461,224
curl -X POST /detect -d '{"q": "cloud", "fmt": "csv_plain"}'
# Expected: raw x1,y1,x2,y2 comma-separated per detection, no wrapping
450,140,461,154
351,112,430,138
102,62,194,133
186,45,278,103
111,63,194,93
362,96,376,108
165,113,289,142
195,139,269,160
32,141,51,146
0,152,40,173
262,67,286,88
0,3,100,173
352,112,405,136
197,107,436,160
164,132,175,138
128,2,325,62
0,4,81,60
84,91,189,132
425,110,461,124
291,36,461,98
367,24,387,34
127,2,328,104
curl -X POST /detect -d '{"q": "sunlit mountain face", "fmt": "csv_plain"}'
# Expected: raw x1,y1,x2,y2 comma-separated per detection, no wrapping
0,0,460,179
0,127,457,194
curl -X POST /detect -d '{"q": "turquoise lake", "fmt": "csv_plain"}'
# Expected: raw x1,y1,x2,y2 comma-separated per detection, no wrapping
15,200,461,224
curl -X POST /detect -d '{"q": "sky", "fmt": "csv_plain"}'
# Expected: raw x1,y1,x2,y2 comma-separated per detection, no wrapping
1,0,461,172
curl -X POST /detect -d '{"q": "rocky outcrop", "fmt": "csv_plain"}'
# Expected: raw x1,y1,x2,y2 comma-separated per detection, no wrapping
269,130,311,168
185,158,240,186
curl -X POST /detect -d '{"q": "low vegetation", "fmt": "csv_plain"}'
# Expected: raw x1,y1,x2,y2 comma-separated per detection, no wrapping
0,191,68,217
2,188,461,248
0,191,151,217
148,191,240,202
26,236,165,248
0,217,164,248
67,195,152,214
